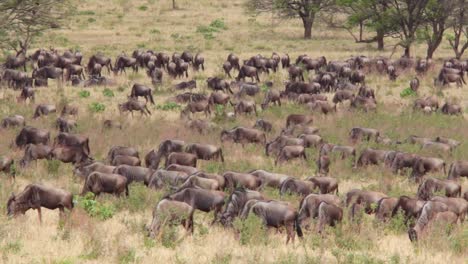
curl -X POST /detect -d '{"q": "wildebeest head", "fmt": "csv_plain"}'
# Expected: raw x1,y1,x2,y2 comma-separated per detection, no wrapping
6,193,18,217
220,130,233,142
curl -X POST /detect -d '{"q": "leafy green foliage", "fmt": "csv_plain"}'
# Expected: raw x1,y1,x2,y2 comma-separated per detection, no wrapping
400,88,416,98
89,102,106,113
103,88,115,97
233,214,268,246
157,102,181,111
79,90,91,98
196,19,227,39
77,193,115,220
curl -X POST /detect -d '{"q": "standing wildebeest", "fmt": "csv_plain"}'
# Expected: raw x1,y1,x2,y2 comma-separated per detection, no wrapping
306,177,339,194
237,65,260,82
175,80,197,90
410,77,420,92
441,102,462,115
54,132,90,155
207,77,233,94
391,196,426,224
51,146,93,165
81,172,128,197
15,127,50,148
180,100,211,119
19,144,52,167
417,178,461,200
7,184,73,223
32,66,63,83
407,201,456,242
164,188,226,224
118,99,152,116
261,89,281,110
107,146,139,163
223,61,234,78
185,143,224,162
148,199,194,238
220,127,266,146
1,115,25,128
248,170,290,189
4,52,28,71
297,193,342,228
114,55,138,75
231,100,257,116
275,145,307,165
165,152,197,168
223,171,261,191
73,162,116,179
288,65,304,81
33,104,56,119
145,140,185,169
193,53,205,71
241,200,303,244
279,177,316,196
113,165,150,185
130,84,155,104
375,197,399,222
61,104,78,117
349,127,380,143
56,117,77,133
285,114,313,128
355,148,389,168
253,119,273,132
448,160,468,180
17,87,35,103
220,188,264,226
411,157,446,182
111,155,141,166
332,90,354,105
316,202,343,234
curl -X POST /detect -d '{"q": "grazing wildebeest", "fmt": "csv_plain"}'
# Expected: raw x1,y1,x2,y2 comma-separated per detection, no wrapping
165,152,197,168
0,156,15,178
241,199,303,244
163,188,226,224
81,172,129,197
19,144,52,167
220,188,264,226
56,117,77,133
148,199,194,238
7,184,73,223
33,104,56,119
54,132,90,155
185,143,224,162
118,99,152,116
1,115,25,128
220,127,266,146
15,126,50,148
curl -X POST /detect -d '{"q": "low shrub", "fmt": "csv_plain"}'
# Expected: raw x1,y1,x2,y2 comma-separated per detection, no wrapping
89,102,106,113
77,193,115,220
157,102,181,111
103,88,114,97
400,88,416,98
79,90,91,98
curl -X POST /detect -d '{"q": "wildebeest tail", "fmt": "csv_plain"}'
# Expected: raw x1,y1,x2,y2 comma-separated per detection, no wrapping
295,214,303,238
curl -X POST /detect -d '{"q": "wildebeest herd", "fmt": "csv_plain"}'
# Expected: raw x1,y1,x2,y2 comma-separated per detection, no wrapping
1,48,467,244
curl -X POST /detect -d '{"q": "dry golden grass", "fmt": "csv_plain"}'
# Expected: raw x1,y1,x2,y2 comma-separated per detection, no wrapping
0,0,467,263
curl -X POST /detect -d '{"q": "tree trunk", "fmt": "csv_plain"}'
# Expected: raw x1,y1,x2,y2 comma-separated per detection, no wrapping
302,16,314,39
403,46,411,58
426,46,436,59
376,29,384,50
172,0,176,9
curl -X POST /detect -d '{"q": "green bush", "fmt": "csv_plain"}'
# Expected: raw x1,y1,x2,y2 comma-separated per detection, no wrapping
210,19,227,30
117,248,137,264
47,160,61,175
77,193,115,220
138,5,148,11
233,214,268,246
400,88,416,98
89,102,106,113
103,88,114,97
79,90,91,98
157,102,181,111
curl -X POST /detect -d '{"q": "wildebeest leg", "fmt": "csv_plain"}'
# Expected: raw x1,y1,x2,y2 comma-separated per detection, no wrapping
37,207,42,223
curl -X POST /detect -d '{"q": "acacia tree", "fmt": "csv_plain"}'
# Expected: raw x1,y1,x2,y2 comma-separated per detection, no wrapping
0,0,72,56
447,0,468,59
246,0,335,39
326,0,398,50
419,0,455,59
387,0,430,58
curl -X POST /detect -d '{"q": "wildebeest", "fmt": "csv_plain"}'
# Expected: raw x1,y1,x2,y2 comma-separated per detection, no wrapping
33,104,56,119
1,115,25,128
220,127,266,146
54,132,90,155
118,99,152,116
220,188,264,225
241,199,303,244
81,172,128,197
130,84,155,104
0,156,15,178
148,199,194,238
15,126,50,148
163,188,226,224
19,144,52,167
7,184,73,223
185,143,224,162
